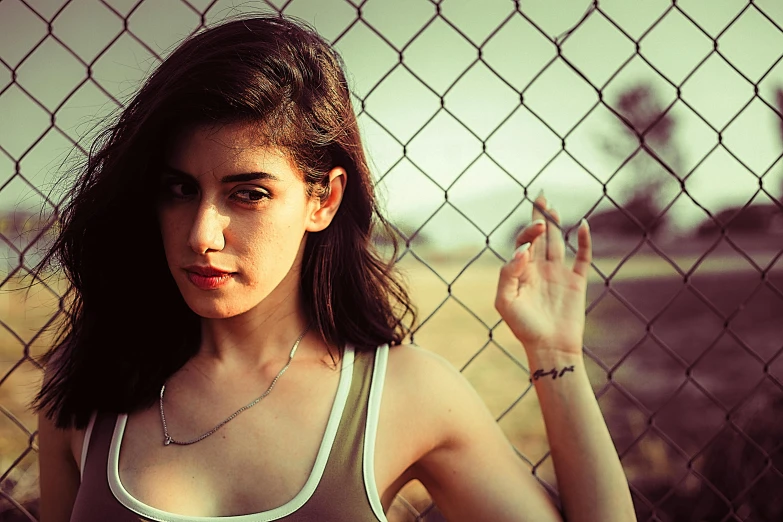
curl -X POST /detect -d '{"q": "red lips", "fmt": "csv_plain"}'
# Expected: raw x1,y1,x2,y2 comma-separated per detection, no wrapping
184,265,234,277
184,265,234,290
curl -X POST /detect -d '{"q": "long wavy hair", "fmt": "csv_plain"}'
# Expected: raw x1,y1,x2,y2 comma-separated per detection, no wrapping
32,15,416,429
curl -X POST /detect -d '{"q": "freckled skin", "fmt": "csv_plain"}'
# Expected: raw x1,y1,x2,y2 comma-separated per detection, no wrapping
157,124,320,320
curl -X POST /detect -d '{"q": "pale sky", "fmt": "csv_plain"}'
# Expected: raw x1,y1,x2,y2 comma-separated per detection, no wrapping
1,0,782,248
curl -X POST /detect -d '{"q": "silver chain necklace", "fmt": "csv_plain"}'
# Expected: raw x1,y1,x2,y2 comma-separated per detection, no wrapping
159,323,311,446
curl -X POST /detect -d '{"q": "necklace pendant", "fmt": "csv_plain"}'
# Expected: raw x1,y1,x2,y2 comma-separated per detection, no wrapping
164,436,173,446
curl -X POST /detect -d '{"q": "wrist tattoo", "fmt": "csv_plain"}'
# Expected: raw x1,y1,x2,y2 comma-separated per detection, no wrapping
529,366,575,382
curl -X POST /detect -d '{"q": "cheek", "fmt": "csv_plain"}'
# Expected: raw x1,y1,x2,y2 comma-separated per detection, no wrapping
158,212,177,243
242,222,299,259
157,207,190,257
251,200,309,242
235,212,307,270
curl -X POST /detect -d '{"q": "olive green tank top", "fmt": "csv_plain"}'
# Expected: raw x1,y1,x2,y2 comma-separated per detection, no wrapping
71,344,390,521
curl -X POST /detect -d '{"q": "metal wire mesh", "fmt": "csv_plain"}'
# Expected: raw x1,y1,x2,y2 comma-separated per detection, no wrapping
1,0,782,520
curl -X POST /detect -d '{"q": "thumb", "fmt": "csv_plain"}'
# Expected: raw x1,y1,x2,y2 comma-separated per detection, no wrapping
496,242,531,307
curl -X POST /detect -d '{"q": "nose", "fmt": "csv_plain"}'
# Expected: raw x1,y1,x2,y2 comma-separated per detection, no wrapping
188,203,227,254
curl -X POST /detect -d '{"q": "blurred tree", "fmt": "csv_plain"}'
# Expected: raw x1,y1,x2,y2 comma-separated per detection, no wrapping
599,83,683,237
693,87,783,239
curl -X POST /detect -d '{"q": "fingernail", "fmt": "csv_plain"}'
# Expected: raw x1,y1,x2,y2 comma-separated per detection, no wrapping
580,218,589,230
530,219,545,227
514,242,531,259
536,189,545,199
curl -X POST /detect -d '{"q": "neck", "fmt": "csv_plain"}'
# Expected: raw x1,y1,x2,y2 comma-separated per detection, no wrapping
194,289,320,373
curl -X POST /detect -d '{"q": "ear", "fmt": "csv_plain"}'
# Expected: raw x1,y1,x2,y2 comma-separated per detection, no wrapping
306,166,347,232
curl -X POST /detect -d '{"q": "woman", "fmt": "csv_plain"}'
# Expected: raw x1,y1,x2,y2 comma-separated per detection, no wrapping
34,15,636,522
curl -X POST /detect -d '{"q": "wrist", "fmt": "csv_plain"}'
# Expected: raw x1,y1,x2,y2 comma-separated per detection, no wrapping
526,348,585,373
526,350,590,390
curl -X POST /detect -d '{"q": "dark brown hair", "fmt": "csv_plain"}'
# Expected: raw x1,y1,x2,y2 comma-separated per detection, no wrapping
33,15,415,429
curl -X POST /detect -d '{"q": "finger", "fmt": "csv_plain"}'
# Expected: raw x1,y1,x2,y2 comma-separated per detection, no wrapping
514,219,545,249
496,242,531,306
531,191,547,262
572,219,592,278
531,190,546,222
547,207,565,262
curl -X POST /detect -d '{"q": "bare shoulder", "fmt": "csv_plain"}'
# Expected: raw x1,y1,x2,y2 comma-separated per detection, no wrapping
70,422,87,470
38,358,86,468
374,343,492,498
37,409,83,466
384,343,471,403
379,344,563,522
382,343,489,442
38,363,84,521
384,343,456,379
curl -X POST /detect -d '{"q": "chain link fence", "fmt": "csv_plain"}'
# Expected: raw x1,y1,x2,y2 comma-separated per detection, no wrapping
2,0,783,520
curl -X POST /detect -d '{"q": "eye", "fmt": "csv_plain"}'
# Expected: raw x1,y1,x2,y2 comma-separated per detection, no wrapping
171,182,198,198
160,176,198,200
233,189,270,204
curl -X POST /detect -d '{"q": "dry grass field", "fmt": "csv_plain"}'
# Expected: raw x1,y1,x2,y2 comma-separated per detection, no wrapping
1,245,781,521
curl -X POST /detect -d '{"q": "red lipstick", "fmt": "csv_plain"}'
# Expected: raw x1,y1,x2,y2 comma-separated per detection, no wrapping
184,265,234,290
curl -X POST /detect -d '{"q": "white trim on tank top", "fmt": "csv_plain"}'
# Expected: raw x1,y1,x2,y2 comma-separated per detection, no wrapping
105,346,357,522
80,412,97,480
363,343,390,522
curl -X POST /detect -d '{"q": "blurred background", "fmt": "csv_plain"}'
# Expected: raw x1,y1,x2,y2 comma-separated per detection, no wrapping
1,0,782,520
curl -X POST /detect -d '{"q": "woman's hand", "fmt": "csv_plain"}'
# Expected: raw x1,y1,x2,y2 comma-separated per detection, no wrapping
494,195,638,522
495,192,592,356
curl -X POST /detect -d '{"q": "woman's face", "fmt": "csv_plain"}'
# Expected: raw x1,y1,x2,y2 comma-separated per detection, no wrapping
157,123,342,319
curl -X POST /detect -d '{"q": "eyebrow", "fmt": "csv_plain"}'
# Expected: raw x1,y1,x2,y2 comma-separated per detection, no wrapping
161,166,282,183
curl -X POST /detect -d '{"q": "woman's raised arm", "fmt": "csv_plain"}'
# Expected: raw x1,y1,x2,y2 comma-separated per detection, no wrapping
494,192,637,522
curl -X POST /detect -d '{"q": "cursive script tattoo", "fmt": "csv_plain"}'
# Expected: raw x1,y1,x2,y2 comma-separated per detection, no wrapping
529,366,575,382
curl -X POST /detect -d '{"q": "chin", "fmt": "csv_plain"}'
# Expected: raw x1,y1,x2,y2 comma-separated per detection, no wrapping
180,288,273,320
174,271,288,319
186,300,250,319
